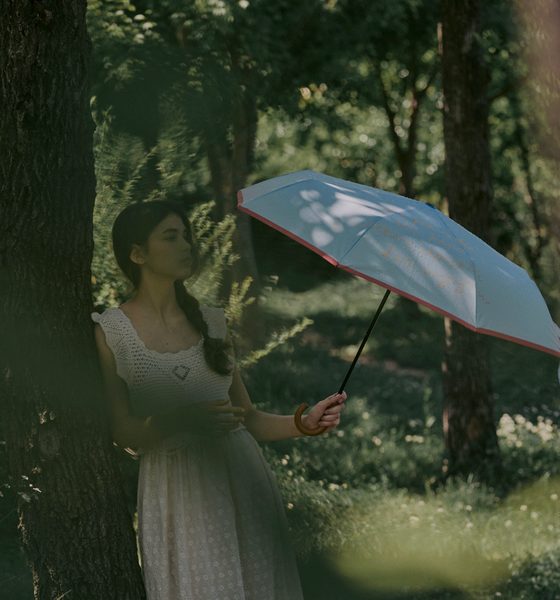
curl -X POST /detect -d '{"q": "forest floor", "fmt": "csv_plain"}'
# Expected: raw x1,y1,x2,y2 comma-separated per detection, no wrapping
251,274,560,600
1,274,559,600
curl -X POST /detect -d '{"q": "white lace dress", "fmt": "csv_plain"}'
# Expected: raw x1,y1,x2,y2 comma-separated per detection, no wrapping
91,306,304,600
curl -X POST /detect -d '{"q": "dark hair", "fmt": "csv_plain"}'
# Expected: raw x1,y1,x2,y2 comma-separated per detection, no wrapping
112,200,232,375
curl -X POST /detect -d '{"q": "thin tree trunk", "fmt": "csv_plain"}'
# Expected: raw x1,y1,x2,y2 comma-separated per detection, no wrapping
203,86,264,352
440,0,500,480
0,2,146,598
179,32,264,352
516,116,543,282
377,62,436,317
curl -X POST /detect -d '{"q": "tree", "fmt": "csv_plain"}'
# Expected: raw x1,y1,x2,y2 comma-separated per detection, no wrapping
0,1,145,597
88,0,349,351
440,0,500,479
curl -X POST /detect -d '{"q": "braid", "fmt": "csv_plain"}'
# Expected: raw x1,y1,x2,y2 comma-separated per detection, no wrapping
174,280,233,375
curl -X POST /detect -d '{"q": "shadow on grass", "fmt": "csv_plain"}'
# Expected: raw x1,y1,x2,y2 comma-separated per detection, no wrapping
297,550,468,600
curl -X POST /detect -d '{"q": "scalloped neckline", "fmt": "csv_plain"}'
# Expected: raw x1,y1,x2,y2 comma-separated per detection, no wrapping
115,307,204,357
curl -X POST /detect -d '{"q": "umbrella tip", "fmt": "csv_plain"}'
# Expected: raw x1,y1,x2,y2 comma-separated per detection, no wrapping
426,203,437,210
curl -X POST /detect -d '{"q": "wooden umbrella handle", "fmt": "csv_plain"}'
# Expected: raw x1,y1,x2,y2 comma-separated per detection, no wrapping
294,403,327,436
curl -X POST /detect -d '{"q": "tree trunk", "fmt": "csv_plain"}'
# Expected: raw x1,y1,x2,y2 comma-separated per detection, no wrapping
203,81,265,354
440,0,500,479
0,2,146,598
177,30,264,353
376,58,438,319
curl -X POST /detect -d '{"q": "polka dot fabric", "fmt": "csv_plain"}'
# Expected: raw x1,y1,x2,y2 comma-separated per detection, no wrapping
91,306,304,600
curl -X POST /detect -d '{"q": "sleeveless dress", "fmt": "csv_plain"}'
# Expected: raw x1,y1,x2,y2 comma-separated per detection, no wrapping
91,306,304,600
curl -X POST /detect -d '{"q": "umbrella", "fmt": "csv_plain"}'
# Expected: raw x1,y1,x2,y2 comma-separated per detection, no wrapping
237,170,560,435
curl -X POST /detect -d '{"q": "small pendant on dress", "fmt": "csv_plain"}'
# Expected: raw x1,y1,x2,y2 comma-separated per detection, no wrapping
172,365,191,381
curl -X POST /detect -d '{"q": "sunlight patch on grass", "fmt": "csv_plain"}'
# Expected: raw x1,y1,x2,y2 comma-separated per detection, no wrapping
261,277,393,320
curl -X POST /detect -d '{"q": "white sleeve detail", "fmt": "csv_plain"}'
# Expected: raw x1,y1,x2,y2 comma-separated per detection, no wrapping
91,310,131,383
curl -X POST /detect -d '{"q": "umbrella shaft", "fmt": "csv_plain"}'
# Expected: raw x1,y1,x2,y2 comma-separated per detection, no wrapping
338,289,391,394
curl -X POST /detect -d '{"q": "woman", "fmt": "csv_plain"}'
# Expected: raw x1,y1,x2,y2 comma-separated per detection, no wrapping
92,200,346,600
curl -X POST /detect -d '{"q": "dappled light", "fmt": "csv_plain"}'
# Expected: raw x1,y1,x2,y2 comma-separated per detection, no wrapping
240,171,560,359
2,0,560,598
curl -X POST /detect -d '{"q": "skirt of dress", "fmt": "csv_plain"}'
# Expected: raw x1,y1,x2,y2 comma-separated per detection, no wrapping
137,427,305,600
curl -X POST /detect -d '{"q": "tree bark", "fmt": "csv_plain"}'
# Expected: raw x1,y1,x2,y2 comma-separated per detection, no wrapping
440,0,500,479
0,2,145,598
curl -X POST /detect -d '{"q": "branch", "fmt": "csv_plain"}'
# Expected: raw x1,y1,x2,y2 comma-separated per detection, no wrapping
378,73,404,164
407,64,439,160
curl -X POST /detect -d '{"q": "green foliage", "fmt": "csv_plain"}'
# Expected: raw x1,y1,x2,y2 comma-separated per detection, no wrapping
90,108,313,371
239,276,559,598
237,317,313,369
90,110,233,309
3,1,560,597
252,94,444,203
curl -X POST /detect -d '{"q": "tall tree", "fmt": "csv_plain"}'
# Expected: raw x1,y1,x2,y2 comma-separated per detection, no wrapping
440,0,500,479
88,0,344,351
0,1,145,597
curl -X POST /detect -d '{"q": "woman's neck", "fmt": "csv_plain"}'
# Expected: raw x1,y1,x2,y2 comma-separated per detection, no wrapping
128,274,182,322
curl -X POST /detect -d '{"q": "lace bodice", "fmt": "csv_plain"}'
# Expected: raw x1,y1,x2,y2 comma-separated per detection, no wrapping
91,306,235,418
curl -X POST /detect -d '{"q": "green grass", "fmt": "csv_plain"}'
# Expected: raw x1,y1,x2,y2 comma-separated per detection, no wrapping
244,275,560,600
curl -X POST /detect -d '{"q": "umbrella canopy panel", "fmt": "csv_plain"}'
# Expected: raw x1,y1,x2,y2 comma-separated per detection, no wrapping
238,170,560,359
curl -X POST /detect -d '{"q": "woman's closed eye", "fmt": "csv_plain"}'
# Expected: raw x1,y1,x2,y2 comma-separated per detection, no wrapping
165,233,188,242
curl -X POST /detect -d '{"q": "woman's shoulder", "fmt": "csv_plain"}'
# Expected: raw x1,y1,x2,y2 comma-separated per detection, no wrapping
200,306,227,340
91,306,123,325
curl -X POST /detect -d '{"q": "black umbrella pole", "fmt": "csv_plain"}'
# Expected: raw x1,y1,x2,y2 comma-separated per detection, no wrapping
338,288,391,395
293,288,391,437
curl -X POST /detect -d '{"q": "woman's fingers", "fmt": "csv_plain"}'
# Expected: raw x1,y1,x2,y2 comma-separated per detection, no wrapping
324,403,345,415
319,393,345,427
321,392,347,407
319,415,340,427
319,414,341,424
320,412,342,421
215,415,245,424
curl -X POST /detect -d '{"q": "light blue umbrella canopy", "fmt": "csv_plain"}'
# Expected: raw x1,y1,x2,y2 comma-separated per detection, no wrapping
238,170,560,360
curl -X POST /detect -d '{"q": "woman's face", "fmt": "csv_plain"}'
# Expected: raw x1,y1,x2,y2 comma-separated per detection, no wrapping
131,213,193,281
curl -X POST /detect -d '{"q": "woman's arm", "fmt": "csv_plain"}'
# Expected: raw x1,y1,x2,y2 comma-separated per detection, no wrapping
94,323,182,449
226,331,345,442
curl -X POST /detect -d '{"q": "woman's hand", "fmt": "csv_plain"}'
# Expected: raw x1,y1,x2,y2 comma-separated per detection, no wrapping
302,392,346,434
164,399,246,438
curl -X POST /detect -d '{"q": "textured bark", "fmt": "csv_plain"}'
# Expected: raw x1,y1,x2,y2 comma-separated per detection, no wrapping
0,2,146,598
440,0,500,479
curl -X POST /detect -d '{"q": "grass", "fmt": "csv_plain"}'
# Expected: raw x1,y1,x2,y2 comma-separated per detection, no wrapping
243,274,560,599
